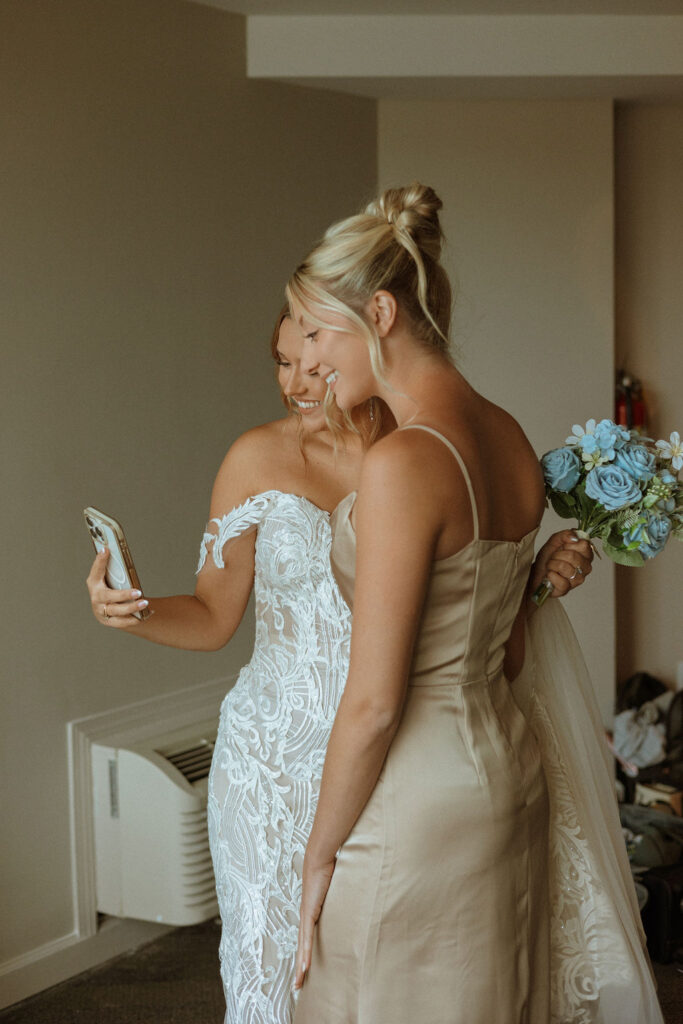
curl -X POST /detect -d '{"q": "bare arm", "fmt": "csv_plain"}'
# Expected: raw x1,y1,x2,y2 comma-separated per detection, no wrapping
502,530,595,680
526,530,594,618
85,434,264,651
295,440,441,987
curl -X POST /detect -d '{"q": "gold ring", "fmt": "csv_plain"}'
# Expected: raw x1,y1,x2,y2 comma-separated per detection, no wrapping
103,603,109,620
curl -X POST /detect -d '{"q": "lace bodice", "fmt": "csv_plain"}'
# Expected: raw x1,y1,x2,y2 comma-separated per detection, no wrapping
199,491,351,1024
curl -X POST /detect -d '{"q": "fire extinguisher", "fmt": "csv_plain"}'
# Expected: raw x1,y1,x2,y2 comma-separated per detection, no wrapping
615,370,647,434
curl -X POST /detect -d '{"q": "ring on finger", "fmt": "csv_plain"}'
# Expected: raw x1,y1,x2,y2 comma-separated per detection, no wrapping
569,565,583,581
102,603,110,620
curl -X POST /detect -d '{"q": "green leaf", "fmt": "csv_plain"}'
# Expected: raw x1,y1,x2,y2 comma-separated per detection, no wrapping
574,481,594,519
602,539,645,567
549,491,577,520
607,527,622,547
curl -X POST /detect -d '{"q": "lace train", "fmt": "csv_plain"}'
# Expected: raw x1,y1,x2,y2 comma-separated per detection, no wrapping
516,602,664,1024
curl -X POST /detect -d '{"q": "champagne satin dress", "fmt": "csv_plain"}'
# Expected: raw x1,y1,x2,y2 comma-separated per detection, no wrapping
294,426,551,1024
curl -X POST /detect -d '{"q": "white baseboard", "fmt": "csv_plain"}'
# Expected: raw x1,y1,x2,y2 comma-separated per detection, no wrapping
0,917,173,1011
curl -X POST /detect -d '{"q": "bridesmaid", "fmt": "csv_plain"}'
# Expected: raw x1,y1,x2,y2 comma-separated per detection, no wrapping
289,184,660,1023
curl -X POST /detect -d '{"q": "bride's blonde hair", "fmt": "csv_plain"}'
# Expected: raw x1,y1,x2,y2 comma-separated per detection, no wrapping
286,183,452,380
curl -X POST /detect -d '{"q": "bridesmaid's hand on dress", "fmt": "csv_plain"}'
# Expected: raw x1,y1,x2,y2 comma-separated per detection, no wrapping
527,529,594,607
294,855,337,992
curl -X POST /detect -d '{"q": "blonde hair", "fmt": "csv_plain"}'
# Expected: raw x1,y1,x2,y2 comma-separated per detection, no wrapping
286,183,452,381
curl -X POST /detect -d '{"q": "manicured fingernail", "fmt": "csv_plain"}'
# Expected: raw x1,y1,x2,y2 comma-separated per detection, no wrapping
569,533,579,541
132,589,142,598
138,599,148,609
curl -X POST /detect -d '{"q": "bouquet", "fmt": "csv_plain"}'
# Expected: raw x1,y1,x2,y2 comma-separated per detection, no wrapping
533,419,683,606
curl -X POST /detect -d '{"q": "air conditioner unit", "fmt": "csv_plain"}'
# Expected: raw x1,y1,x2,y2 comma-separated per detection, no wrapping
91,720,218,926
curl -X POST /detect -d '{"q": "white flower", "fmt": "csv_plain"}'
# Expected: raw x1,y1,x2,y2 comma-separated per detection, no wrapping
655,431,683,472
581,449,609,470
566,419,596,446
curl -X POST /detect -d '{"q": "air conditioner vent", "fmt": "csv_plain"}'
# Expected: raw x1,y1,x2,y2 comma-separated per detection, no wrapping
157,738,215,783
91,720,219,926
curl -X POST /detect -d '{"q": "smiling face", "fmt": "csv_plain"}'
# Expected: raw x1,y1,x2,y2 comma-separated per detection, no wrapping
296,305,378,413
275,315,330,434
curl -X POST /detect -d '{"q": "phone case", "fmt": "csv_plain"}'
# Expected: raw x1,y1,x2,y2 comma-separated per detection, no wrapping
83,506,151,620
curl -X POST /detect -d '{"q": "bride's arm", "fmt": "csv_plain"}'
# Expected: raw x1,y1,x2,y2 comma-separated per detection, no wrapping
295,441,441,988
503,530,594,680
86,542,255,651
85,434,262,652
527,530,594,614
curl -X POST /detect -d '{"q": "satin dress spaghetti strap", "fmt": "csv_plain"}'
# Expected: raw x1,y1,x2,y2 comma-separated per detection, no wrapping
294,425,551,1024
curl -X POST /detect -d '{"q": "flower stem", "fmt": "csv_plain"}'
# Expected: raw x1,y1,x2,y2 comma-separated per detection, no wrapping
531,578,554,608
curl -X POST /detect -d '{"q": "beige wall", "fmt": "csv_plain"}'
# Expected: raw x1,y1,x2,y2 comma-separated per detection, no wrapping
0,0,376,970
615,104,683,689
379,99,616,722
3,0,680,992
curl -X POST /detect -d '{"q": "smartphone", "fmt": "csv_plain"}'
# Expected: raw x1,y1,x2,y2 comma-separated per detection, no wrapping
83,506,151,620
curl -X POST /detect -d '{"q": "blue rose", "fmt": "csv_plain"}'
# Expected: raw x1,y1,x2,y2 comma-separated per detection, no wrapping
639,512,672,560
593,419,630,460
614,444,656,484
585,464,642,510
541,447,582,492
622,518,646,549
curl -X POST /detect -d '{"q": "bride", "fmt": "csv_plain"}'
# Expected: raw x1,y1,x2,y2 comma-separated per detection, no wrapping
87,306,594,1023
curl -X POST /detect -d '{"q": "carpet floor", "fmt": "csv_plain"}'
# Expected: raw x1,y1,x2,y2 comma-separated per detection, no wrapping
1,918,681,1023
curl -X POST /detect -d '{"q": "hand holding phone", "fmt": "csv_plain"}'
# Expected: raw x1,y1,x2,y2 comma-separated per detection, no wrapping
84,507,151,622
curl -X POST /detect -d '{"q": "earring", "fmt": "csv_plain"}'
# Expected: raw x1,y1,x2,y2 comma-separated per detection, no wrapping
369,398,376,422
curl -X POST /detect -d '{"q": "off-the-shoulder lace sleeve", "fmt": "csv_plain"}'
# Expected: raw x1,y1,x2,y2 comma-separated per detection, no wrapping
196,492,275,573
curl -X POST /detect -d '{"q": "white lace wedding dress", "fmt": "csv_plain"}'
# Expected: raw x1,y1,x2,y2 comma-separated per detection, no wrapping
197,491,351,1024
197,489,662,1024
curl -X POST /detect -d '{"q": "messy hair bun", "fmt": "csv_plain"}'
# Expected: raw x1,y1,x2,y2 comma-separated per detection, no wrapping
286,182,452,378
365,183,445,265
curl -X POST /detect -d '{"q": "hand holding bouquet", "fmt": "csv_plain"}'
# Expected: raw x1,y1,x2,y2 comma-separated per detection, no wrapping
533,420,683,606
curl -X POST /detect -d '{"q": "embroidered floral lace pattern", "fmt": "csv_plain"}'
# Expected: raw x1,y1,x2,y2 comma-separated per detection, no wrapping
198,491,351,1024
529,692,633,1024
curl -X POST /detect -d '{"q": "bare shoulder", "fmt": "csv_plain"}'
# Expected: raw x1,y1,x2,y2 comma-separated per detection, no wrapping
493,403,542,471
490,403,536,457
356,429,445,541
360,428,434,493
210,417,293,513
482,400,545,510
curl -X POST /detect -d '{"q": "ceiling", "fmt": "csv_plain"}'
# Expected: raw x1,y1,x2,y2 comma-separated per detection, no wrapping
203,1,683,13
189,1,683,100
